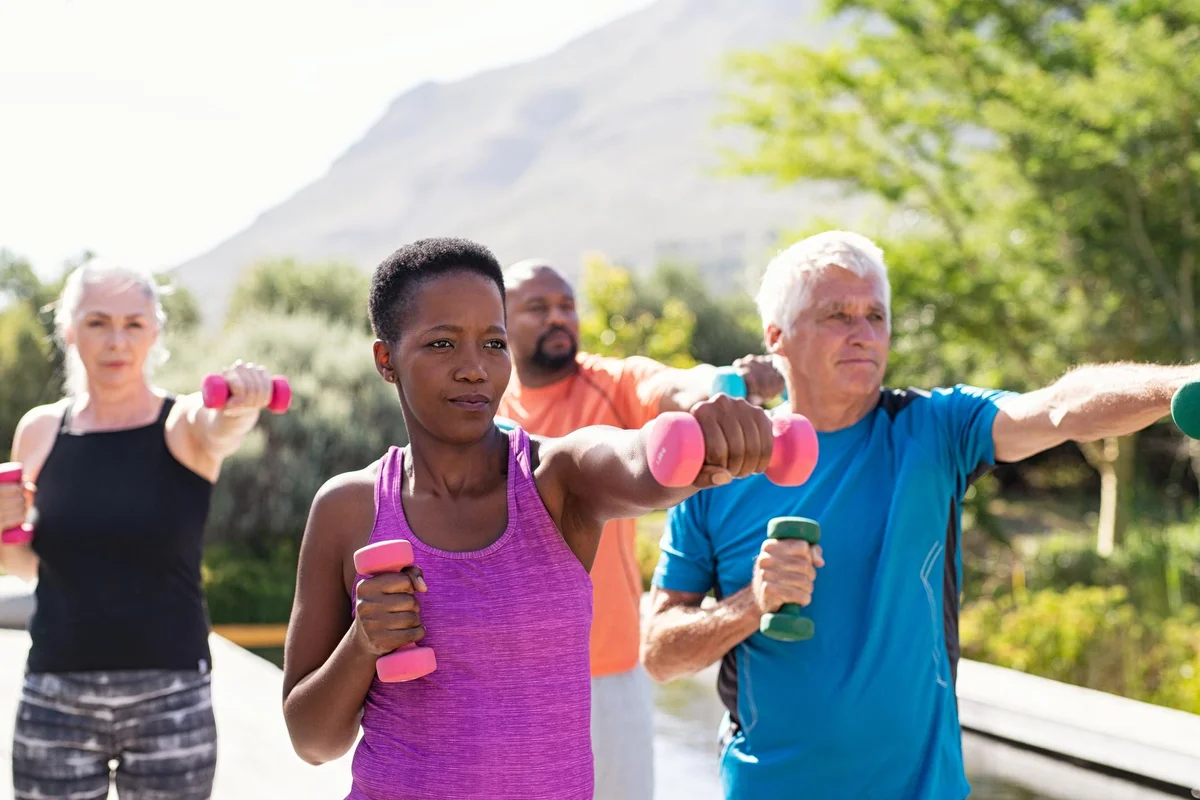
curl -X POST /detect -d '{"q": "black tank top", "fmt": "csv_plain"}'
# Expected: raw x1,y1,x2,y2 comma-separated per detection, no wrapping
27,396,216,673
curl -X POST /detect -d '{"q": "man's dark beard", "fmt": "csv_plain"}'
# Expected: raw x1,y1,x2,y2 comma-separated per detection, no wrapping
531,327,577,372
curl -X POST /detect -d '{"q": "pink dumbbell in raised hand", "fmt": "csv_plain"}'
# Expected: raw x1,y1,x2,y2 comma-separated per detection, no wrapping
645,411,819,487
201,373,292,414
353,540,438,683
0,462,33,546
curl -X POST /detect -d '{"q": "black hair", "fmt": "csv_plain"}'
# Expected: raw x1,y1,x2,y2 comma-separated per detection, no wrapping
368,237,506,342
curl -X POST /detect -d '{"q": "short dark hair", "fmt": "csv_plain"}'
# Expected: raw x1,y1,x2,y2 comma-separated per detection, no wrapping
369,237,506,342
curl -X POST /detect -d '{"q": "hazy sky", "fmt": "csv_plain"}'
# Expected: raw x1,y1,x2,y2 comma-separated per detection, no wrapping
0,0,655,276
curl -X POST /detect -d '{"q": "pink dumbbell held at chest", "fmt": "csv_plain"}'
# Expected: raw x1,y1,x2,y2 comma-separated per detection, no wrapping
353,539,438,683
0,462,33,546
645,411,819,488
201,374,292,414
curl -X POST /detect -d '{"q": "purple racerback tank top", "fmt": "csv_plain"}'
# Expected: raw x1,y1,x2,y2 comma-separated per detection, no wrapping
347,427,594,800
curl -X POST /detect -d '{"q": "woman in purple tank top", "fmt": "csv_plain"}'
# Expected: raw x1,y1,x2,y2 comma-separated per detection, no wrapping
281,238,778,800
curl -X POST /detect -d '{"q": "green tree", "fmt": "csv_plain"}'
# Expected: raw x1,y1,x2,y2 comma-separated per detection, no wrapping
578,254,767,368
639,263,767,367
722,0,1200,553
578,255,697,367
0,251,61,451
227,257,370,332
0,301,58,455
161,284,201,332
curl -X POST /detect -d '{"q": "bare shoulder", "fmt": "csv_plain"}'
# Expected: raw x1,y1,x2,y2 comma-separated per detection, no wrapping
12,400,68,466
309,462,380,536
300,461,384,588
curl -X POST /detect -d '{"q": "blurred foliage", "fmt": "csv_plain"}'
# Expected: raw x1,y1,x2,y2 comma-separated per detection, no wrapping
578,253,766,368
202,540,299,625
961,586,1200,715
226,257,370,333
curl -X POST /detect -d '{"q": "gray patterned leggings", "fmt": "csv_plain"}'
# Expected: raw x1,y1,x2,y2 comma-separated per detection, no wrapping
11,669,217,799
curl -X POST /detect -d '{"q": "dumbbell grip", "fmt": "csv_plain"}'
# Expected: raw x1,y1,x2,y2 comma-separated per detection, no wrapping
1,525,33,546
0,462,33,545
760,517,820,642
201,374,291,414
353,540,437,683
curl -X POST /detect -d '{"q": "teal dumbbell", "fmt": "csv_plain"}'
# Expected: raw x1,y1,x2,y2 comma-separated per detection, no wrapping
712,367,747,398
759,516,821,641
711,366,788,403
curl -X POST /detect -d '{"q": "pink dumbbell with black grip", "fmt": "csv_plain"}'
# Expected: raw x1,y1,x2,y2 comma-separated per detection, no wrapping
353,540,438,683
645,411,819,487
0,462,33,546
201,373,291,414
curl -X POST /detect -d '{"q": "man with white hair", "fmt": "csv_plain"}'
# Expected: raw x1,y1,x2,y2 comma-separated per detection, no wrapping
641,230,1194,798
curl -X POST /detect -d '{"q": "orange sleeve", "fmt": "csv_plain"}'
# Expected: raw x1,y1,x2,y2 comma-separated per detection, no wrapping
611,355,671,429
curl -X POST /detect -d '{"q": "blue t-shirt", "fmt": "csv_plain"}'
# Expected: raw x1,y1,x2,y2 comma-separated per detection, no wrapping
653,385,1015,799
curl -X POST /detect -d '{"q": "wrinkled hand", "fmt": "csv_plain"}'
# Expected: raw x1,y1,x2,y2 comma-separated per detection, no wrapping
752,537,825,614
0,478,32,533
219,360,274,414
733,355,786,405
689,394,775,489
353,567,428,656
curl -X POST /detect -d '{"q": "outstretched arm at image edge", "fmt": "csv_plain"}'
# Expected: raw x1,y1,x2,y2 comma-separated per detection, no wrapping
993,362,1197,463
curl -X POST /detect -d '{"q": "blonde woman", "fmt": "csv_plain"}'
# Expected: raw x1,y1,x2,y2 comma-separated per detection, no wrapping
0,260,275,800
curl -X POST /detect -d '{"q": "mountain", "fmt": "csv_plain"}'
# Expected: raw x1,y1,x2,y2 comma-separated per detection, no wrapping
172,0,867,323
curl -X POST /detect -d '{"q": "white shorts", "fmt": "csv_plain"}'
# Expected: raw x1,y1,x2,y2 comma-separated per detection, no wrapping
591,663,656,800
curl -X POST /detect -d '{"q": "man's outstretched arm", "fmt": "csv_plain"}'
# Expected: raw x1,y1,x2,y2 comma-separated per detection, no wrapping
992,362,1197,463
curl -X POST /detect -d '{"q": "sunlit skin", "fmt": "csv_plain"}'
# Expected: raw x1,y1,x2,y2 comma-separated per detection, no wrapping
504,265,579,388
66,277,162,423
766,268,891,432
371,273,514,521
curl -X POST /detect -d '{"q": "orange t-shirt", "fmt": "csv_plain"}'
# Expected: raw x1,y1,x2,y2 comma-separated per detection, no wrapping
498,352,668,678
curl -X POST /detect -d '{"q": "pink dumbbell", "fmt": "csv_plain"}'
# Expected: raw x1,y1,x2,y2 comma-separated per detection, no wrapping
0,462,33,546
353,540,438,683
201,373,291,414
645,411,819,487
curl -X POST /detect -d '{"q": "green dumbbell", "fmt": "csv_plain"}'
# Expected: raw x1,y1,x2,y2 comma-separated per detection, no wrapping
759,516,821,641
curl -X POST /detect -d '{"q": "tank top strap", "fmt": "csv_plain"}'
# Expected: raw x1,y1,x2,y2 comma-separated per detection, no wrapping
505,425,568,551
504,424,532,482
373,445,404,532
156,394,176,426
58,400,72,434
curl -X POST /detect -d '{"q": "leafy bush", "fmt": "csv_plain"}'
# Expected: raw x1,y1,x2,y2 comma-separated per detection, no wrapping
961,586,1200,715
225,257,370,333
1021,524,1200,617
202,541,299,624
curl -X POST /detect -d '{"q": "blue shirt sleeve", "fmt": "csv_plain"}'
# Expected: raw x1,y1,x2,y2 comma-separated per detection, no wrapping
930,384,1019,479
652,493,716,594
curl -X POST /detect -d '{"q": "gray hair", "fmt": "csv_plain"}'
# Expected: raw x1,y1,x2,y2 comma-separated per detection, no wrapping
754,230,891,333
52,259,170,397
